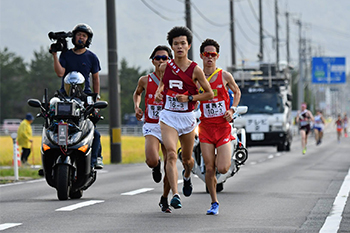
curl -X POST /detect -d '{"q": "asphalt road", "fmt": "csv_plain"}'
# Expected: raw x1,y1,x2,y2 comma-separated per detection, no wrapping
1,127,349,233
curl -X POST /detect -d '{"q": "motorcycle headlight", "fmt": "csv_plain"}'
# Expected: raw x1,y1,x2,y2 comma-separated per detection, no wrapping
68,131,83,145
47,130,82,145
48,130,57,144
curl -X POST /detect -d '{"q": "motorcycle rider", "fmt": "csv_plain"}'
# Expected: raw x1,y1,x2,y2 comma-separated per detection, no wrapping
133,45,172,213
198,38,241,215
155,26,214,210
50,23,103,169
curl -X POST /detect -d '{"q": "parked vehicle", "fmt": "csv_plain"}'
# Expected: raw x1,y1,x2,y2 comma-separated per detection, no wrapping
28,72,108,200
178,106,248,193
2,119,21,134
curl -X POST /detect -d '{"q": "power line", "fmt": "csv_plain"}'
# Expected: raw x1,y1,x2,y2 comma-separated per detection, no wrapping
149,0,184,14
190,2,229,27
237,1,259,35
235,19,259,46
141,0,183,21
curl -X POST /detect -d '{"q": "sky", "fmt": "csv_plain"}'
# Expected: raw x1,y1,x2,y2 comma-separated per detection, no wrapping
1,0,350,75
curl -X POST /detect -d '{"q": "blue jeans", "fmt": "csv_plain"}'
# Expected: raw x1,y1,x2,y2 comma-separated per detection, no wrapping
91,129,102,167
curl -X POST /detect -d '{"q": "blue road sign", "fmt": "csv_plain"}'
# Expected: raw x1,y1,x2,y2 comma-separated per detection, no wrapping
312,57,346,84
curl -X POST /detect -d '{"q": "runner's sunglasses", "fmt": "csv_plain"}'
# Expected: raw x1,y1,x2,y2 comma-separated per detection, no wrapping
202,51,218,57
153,55,169,61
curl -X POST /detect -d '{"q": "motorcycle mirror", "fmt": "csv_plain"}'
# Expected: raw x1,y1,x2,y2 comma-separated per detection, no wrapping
237,106,248,114
94,101,108,109
28,99,42,108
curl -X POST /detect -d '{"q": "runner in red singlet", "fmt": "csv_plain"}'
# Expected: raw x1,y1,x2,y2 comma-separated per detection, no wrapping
198,39,241,215
154,26,214,210
133,45,172,213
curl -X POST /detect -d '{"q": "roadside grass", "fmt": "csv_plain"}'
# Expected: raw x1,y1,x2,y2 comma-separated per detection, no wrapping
0,135,171,183
0,168,41,184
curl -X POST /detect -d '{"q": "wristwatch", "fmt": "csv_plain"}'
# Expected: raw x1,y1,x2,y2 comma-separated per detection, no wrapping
230,106,237,112
188,95,193,102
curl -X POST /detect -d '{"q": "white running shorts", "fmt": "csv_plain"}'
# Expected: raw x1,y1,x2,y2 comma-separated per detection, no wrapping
159,109,196,136
143,122,162,142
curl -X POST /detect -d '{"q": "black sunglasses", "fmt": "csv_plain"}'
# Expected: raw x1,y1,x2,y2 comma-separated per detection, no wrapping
153,55,169,61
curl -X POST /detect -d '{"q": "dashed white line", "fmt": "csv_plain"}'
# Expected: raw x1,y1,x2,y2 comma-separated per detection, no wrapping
0,223,22,231
121,188,154,196
55,200,104,211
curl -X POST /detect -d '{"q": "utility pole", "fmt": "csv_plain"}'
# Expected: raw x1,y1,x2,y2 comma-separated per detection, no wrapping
296,19,304,109
259,0,263,62
275,0,279,74
185,0,193,60
286,12,290,65
230,0,236,70
106,0,122,163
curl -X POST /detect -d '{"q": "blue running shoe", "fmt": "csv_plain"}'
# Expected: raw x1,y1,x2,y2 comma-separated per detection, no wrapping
206,202,219,215
170,194,182,209
182,170,193,197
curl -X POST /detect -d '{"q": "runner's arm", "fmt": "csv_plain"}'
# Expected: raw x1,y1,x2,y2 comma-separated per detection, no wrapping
133,76,147,121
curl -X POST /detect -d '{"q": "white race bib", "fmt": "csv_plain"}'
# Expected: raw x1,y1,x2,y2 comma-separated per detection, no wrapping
202,100,226,118
164,94,188,111
147,104,162,119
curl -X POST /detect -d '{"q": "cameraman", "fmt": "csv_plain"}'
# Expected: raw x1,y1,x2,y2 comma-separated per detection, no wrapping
50,23,104,169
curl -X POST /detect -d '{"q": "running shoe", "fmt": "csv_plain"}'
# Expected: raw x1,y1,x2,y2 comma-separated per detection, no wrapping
159,196,171,213
182,170,193,197
206,202,219,215
302,148,306,154
95,157,104,169
170,194,182,209
152,159,162,183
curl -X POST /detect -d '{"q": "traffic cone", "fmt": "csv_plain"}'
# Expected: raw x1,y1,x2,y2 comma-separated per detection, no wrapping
12,141,21,167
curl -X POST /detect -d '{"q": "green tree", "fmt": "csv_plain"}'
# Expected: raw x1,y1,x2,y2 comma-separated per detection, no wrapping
119,58,148,123
25,47,61,100
0,47,28,122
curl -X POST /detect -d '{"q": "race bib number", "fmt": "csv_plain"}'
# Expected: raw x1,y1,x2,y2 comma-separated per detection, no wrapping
202,100,226,118
147,104,162,119
164,90,188,111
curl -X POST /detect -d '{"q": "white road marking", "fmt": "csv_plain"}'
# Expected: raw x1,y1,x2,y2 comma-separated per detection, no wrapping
268,155,274,159
55,200,104,211
0,223,22,231
121,188,154,196
319,167,350,233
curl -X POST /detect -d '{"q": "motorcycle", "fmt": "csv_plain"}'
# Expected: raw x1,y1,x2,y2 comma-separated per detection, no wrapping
178,106,248,193
27,72,108,200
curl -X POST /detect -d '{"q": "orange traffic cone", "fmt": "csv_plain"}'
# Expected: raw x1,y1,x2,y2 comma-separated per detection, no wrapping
12,141,21,167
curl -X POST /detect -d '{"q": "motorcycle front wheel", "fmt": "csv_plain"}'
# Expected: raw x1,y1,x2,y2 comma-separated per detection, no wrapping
56,165,71,200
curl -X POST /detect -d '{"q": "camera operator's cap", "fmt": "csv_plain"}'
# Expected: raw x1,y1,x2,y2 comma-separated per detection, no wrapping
25,113,34,121
64,71,85,96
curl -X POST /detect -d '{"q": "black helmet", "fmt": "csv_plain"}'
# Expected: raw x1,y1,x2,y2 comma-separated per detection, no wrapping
72,23,93,48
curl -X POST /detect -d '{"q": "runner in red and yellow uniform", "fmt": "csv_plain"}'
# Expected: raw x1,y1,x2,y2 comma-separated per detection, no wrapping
198,39,241,215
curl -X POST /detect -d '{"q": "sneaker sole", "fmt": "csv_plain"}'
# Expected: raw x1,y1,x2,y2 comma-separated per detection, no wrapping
170,199,182,209
206,211,219,215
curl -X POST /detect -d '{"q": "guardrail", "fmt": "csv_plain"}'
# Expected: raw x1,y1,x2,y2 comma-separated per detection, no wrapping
0,124,143,136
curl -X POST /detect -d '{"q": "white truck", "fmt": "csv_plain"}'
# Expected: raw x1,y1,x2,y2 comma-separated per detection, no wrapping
233,63,293,152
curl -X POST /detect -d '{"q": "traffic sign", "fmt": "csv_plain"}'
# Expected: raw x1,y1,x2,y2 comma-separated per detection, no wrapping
312,57,346,84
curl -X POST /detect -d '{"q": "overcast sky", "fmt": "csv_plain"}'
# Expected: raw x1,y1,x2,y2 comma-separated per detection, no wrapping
1,0,349,75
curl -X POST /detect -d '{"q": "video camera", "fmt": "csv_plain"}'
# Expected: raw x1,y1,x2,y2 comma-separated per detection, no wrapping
48,31,73,53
